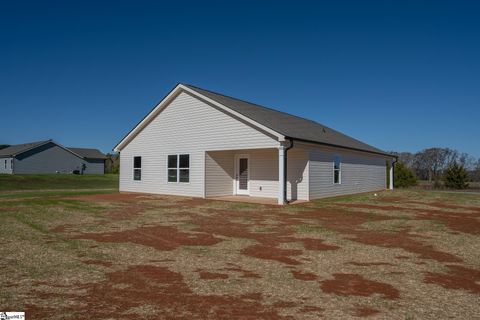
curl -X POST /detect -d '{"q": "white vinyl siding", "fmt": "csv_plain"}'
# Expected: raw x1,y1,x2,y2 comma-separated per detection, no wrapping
308,145,387,199
286,147,309,201
205,148,309,200
119,91,278,197
205,151,235,197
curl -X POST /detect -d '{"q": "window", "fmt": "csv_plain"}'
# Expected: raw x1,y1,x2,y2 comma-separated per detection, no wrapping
333,155,341,184
168,154,190,183
133,156,141,181
4,160,6,169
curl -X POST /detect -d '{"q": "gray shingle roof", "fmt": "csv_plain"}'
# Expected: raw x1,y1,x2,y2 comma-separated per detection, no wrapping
0,140,106,159
68,147,106,159
0,140,51,157
184,84,391,157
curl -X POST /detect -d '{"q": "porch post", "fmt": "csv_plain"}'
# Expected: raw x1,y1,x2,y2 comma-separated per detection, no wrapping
389,161,394,190
278,144,286,205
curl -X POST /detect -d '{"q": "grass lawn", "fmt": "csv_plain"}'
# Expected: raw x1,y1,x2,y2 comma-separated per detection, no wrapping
0,177,479,319
0,173,119,191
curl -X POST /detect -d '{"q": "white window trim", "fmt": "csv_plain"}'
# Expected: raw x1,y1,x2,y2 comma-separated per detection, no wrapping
167,154,190,184
333,155,342,185
133,156,142,181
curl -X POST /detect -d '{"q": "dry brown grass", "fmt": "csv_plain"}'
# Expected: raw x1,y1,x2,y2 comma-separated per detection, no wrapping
0,189,479,319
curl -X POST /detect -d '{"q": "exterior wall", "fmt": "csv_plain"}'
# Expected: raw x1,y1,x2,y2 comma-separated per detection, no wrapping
287,146,309,201
308,144,387,199
12,142,104,174
119,91,278,197
0,157,13,174
82,159,105,174
205,147,309,201
205,150,235,197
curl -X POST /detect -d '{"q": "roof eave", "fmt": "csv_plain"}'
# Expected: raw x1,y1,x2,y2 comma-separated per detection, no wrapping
286,137,395,158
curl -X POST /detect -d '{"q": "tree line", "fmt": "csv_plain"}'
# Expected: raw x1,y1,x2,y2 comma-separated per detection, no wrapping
392,147,480,189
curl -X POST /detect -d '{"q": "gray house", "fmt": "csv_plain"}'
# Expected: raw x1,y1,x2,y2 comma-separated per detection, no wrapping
115,84,396,204
0,140,106,174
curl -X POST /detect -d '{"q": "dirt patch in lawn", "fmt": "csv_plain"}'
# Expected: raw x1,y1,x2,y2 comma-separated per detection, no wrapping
222,266,261,278
350,229,461,262
424,265,480,294
27,265,291,319
320,273,400,299
347,261,395,267
241,244,303,265
82,259,113,267
190,209,339,266
297,207,462,263
339,202,480,235
73,225,223,251
198,271,229,280
291,270,317,281
353,306,380,317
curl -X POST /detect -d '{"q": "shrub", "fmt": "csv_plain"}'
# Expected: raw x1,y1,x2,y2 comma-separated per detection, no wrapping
394,162,417,188
443,163,469,189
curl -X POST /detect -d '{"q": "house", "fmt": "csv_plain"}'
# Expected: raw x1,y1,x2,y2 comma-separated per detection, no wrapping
114,84,396,204
0,140,106,174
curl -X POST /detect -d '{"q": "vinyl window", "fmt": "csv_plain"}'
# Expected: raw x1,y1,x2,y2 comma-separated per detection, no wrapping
333,155,341,184
133,156,141,181
168,154,189,183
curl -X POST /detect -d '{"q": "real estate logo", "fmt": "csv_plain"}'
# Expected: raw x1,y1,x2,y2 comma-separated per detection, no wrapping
0,312,25,320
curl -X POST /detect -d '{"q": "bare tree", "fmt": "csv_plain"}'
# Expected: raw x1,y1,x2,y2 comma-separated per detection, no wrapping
413,148,457,182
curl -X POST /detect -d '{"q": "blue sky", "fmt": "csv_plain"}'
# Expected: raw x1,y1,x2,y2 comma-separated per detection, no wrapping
1,1,479,157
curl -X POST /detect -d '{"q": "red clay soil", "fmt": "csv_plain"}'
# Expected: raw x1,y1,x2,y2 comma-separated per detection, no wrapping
291,270,318,281
272,301,297,308
222,266,261,278
26,265,292,320
298,238,340,251
320,273,400,300
198,271,229,280
82,259,113,267
424,265,480,295
241,244,303,265
295,207,462,263
189,209,339,265
300,306,324,313
353,306,380,317
338,202,480,235
347,261,395,267
73,225,223,251
349,229,461,263
410,200,480,213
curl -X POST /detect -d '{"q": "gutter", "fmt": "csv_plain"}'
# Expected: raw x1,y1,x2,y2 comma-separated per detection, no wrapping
285,137,394,158
283,139,294,204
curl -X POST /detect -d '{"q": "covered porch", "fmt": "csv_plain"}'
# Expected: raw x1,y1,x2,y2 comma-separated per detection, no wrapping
205,146,308,204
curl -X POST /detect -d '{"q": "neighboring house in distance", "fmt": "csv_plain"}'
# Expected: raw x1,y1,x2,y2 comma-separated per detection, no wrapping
114,84,396,204
0,140,106,174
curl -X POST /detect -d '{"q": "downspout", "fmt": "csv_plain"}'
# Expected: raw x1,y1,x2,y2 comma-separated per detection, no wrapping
284,139,294,204
390,157,397,189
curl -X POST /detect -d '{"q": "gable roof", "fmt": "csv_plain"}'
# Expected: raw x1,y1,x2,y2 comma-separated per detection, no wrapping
184,85,391,156
68,147,106,159
0,140,106,160
0,140,51,157
114,84,393,157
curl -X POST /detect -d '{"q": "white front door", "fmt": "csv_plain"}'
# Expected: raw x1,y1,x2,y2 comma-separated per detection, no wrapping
235,155,249,195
